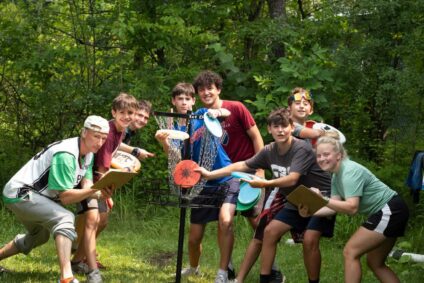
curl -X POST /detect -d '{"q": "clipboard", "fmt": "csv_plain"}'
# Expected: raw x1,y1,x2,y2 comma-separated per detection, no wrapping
91,170,138,190
286,185,328,214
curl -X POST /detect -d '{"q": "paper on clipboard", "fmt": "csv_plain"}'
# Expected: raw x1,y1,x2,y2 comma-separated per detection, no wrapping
286,185,328,214
91,170,138,190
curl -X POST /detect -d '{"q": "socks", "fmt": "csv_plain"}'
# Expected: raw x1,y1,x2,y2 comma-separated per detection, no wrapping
260,274,271,283
271,262,279,271
309,279,320,283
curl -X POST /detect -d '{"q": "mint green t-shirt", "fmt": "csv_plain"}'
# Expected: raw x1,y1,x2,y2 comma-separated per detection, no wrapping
49,153,93,191
331,159,396,216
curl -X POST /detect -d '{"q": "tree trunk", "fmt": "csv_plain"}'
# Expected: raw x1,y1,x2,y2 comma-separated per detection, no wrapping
267,0,286,60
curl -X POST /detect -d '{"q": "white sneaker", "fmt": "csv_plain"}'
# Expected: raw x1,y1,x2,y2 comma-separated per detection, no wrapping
181,266,200,276
214,272,228,283
86,269,103,283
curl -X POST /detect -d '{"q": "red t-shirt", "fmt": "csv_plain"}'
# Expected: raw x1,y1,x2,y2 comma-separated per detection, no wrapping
95,120,124,172
220,100,256,162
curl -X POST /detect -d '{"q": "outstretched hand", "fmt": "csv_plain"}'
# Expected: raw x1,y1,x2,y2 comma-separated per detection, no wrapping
194,167,213,180
137,148,155,160
243,176,270,188
155,131,170,143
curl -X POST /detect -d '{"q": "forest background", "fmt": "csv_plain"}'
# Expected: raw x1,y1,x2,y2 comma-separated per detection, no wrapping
0,0,423,281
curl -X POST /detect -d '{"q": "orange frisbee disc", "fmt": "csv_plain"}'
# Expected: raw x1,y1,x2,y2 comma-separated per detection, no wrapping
173,160,201,189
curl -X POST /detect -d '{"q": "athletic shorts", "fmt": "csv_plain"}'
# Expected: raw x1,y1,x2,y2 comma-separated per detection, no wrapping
254,207,335,241
76,198,108,215
223,178,239,204
362,195,409,237
190,178,238,224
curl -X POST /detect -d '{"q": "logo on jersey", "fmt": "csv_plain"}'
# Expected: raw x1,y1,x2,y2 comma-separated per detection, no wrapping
271,164,290,178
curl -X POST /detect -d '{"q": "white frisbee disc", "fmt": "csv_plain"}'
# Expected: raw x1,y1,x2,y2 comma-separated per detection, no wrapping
156,129,189,140
313,123,346,144
111,151,141,172
204,114,223,138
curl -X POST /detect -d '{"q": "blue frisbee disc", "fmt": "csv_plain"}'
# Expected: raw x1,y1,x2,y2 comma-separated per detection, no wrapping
236,191,260,211
238,182,261,205
204,114,223,138
231,171,256,180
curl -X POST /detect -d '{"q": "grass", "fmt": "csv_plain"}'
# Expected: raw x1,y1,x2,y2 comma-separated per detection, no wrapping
1,188,424,283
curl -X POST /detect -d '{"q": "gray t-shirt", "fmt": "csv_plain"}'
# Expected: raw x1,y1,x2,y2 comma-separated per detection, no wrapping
245,138,331,209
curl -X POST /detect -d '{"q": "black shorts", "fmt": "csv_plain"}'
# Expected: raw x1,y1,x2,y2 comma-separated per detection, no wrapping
254,207,335,241
76,198,108,215
362,195,409,237
189,184,222,224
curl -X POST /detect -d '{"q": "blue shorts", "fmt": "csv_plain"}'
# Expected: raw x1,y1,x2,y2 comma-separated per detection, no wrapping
274,207,335,238
362,195,409,237
223,178,239,204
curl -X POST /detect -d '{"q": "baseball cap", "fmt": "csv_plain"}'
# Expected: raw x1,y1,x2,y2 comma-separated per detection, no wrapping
84,115,110,134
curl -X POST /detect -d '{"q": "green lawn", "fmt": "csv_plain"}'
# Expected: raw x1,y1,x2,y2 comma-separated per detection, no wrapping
0,205,423,283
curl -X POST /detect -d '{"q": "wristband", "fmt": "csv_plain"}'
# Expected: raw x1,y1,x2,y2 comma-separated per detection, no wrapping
131,147,140,157
323,196,330,204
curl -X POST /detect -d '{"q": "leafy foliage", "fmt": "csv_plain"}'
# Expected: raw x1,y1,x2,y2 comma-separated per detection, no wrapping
0,0,423,251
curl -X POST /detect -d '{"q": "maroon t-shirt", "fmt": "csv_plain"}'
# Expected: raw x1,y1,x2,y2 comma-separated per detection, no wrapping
95,120,124,172
220,100,256,162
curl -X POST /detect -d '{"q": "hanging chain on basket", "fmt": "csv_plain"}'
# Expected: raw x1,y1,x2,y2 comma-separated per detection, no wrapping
154,112,186,194
153,111,221,197
190,122,219,196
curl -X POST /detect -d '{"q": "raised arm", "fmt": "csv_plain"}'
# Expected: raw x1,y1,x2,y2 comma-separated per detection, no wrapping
246,124,265,178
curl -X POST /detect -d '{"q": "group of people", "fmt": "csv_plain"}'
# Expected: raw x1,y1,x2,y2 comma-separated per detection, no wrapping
0,70,410,283
0,93,154,283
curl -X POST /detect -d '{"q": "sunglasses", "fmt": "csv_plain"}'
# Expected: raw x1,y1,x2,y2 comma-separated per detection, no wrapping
290,91,312,101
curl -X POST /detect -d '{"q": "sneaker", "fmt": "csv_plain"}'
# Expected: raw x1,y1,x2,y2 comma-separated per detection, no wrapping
86,269,103,283
227,265,236,280
214,272,228,283
181,266,200,276
57,278,80,283
71,261,90,275
270,269,286,283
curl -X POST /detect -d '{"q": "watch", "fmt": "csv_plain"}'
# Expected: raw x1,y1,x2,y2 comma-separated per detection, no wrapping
131,147,140,157
323,196,330,204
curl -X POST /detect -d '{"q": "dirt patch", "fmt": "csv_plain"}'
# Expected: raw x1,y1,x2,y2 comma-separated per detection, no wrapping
148,251,176,267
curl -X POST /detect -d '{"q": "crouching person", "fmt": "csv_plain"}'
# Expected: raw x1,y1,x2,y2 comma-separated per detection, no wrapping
0,115,112,283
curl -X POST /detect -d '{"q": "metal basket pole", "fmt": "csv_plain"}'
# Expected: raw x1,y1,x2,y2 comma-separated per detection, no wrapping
174,110,192,283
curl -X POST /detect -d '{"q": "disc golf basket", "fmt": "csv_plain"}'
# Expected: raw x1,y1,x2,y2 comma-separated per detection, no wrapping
145,110,227,283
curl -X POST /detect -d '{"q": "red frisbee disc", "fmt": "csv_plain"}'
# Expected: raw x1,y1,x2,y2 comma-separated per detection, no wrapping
173,160,201,189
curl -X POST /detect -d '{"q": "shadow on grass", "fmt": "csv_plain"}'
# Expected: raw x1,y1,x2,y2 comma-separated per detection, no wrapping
0,269,54,283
